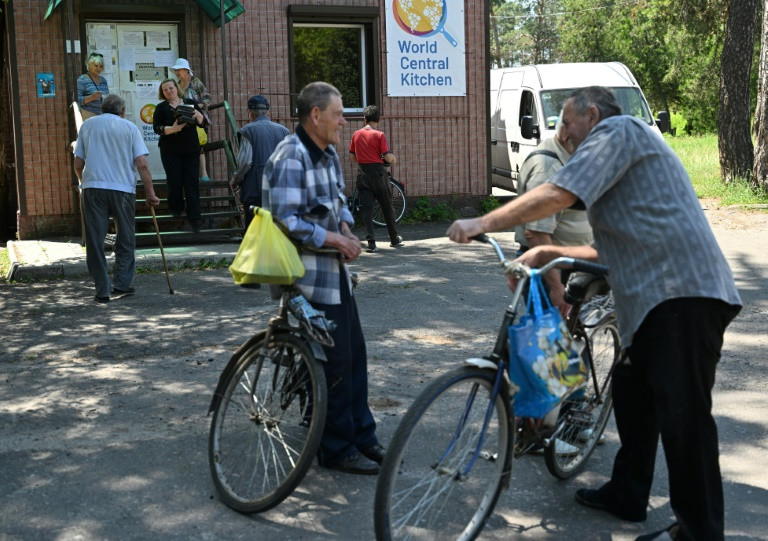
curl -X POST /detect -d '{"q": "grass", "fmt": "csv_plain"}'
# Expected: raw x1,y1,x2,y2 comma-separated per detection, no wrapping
0,247,9,278
666,134,768,206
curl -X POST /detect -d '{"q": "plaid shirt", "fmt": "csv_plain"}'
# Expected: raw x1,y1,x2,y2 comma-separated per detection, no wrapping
263,124,355,304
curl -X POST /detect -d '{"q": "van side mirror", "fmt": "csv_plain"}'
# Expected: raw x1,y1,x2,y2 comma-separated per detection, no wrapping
521,116,540,139
655,111,670,134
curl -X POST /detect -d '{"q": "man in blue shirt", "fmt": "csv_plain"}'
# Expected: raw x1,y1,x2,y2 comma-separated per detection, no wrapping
73,94,160,302
263,82,384,475
448,87,741,541
230,94,290,229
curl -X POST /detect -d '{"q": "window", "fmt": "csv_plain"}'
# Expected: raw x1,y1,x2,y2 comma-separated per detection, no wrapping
288,6,380,114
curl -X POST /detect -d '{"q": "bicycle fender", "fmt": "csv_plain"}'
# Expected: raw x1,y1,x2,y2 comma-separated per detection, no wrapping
464,357,498,371
207,330,267,415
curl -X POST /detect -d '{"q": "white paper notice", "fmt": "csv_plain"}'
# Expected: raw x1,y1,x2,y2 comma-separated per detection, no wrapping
102,73,115,88
146,31,170,49
136,81,161,100
119,48,136,72
120,31,144,48
153,50,176,67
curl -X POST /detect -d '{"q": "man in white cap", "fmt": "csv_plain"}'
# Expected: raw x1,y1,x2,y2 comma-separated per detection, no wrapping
230,94,289,229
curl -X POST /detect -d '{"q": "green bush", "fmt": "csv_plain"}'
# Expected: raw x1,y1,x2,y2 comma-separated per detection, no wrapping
480,196,501,213
407,197,459,222
670,112,688,135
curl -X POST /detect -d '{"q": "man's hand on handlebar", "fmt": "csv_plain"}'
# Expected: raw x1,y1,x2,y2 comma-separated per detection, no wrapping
446,218,485,244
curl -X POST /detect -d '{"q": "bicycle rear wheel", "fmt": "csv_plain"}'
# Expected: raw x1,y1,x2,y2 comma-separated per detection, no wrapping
374,366,513,541
544,321,619,479
208,333,327,513
373,179,406,227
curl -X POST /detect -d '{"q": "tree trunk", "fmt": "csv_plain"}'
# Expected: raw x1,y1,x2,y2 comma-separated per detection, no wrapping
753,0,768,192
718,0,759,184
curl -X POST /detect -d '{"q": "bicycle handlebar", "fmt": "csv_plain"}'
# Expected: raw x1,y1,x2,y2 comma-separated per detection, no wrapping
471,235,608,277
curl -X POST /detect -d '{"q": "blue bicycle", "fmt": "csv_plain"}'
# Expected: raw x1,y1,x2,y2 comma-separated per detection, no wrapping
373,236,620,540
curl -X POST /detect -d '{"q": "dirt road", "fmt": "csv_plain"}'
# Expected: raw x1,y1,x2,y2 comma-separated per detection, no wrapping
1,208,767,540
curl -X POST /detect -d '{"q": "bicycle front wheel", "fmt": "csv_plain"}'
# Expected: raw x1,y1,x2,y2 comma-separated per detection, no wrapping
374,366,513,541
544,321,619,479
373,179,406,227
208,333,327,513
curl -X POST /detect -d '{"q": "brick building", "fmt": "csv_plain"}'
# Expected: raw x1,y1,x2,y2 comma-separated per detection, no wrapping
1,0,490,240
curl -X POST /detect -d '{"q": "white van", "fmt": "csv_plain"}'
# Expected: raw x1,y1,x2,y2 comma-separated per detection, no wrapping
490,62,667,192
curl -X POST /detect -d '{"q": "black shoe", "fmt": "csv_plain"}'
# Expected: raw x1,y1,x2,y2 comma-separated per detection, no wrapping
366,242,378,253
240,283,261,290
390,235,404,248
361,444,386,465
636,523,679,541
94,295,110,303
111,287,135,298
575,486,647,522
328,452,380,475
190,219,201,233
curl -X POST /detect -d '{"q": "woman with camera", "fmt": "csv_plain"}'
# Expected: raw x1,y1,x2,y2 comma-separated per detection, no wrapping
153,78,208,233
77,52,109,120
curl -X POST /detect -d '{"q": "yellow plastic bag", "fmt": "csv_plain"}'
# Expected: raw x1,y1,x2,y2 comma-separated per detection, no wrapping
229,208,305,285
197,126,208,146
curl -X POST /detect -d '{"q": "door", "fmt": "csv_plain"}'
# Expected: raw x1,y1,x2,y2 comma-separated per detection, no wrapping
84,22,180,179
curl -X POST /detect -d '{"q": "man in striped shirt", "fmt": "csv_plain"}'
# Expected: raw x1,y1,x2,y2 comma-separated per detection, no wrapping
448,87,741,541
263,82,384,475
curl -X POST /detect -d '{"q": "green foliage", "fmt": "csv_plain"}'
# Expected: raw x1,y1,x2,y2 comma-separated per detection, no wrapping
293,26,363,108
480,196,502,214
406,197,459,223
0,247,9,279
670,112,688,134
666,135,768,205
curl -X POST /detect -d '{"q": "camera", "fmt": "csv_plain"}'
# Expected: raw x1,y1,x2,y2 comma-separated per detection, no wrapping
174,104,197,125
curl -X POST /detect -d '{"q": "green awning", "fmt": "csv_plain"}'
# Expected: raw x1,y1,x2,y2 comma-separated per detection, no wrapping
193,0,245,27
43,0,65,20
44,0,245,26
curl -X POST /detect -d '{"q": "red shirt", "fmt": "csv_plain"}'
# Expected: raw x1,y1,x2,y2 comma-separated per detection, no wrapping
349,126,391,164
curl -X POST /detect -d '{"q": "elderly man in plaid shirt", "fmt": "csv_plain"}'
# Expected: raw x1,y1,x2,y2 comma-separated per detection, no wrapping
262,82,384,475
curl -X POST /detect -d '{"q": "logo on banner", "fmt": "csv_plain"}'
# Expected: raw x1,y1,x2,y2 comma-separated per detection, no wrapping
386,0,465,96
393,0,457,47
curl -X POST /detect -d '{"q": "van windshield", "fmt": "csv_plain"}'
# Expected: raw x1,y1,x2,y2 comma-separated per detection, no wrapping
540,87,654,129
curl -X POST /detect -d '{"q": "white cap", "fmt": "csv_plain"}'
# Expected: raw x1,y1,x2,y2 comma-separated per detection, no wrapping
171,58,193,75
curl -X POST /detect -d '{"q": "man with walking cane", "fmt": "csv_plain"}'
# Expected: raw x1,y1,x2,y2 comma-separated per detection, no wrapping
74,93,160,303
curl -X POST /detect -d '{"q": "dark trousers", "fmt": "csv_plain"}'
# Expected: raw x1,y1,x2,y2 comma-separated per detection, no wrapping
311,268,378,466
82,188,136,297
161,150,201,222
358,164,399,244
609,297,739,540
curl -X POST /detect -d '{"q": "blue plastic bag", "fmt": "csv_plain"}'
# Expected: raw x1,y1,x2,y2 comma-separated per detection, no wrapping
507,271,587,418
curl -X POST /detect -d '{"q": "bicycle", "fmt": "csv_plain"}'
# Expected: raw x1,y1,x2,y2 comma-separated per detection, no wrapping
207,269,339,513
347,167,407,227
373,235,621,541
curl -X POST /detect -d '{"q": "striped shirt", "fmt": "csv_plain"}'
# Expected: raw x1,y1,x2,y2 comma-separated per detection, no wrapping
262,124,354,305
550,115,741,346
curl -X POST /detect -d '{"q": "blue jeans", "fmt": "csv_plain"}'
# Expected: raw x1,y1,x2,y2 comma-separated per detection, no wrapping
82,188,136,297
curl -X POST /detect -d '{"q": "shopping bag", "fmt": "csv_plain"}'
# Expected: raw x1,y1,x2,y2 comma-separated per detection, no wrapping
507,271,587,418
197,126,208,146
229,208,305,285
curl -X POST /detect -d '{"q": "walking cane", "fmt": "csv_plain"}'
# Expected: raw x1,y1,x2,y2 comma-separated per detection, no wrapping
149,205,174,294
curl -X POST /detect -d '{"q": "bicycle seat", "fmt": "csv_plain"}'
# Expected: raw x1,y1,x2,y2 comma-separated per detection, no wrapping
564,272,610,305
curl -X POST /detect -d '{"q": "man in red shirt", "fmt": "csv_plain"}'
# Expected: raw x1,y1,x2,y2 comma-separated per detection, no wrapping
349,105,403,253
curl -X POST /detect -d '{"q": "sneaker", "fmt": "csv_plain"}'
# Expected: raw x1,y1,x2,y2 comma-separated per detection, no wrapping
328,451,380,475
390,235,404,248
366,242,378,253
528,439,580,456
111,287,135,298
577,428,607,444
200,176,211,182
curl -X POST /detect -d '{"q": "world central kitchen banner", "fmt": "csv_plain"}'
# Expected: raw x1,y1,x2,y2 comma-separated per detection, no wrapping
386,0,466,97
